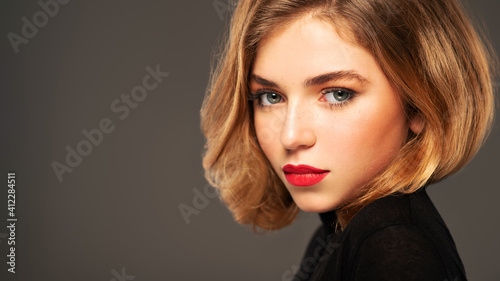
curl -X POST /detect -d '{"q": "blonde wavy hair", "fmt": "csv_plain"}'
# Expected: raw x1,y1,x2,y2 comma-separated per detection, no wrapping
200,0,496,231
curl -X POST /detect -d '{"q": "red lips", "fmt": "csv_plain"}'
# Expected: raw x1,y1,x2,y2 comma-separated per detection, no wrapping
282,164,330,186
283,164,329,174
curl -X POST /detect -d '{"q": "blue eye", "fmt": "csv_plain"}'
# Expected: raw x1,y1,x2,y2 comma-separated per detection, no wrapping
260,92,282,105
249,91,283,107
249,88,355,109
322,88,353,103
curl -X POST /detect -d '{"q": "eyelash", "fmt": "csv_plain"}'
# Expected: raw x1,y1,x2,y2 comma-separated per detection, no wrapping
248,87,357,110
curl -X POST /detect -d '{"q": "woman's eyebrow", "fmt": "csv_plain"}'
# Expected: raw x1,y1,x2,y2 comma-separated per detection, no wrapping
251,70,369,89
304,70,369,87
251,74,278,87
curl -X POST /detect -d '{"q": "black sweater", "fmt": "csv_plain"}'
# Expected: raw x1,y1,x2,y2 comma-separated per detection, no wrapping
293,187,467,281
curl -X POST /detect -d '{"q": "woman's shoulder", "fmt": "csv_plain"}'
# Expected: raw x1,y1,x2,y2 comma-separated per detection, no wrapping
344,187,450,242
351,224,447,280
340,187,467,280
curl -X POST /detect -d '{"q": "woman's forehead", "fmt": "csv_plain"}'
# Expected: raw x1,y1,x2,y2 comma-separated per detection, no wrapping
251,16,378,88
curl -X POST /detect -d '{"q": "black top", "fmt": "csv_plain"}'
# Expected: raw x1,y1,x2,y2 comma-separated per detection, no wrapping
293,187,467,281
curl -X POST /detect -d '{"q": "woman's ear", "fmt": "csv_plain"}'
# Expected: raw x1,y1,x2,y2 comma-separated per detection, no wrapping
409,113,424,134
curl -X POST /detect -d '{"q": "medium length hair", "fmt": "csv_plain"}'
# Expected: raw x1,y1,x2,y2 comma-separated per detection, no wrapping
200,0,496,231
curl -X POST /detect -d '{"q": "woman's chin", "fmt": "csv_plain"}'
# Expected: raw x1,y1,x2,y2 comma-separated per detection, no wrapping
292,195,341,214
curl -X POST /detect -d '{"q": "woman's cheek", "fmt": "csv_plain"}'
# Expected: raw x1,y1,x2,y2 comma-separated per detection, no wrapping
254,109,285,149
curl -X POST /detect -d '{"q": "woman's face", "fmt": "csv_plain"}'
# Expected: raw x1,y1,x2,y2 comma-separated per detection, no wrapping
250,15,417,213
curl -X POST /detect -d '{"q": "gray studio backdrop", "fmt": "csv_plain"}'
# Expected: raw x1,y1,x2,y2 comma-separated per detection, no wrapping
0,0,499,280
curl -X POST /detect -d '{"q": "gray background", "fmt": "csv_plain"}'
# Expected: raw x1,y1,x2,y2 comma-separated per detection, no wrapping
0,0,498,280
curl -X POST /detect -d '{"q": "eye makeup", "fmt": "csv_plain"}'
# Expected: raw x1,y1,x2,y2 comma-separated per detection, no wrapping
248,87,358,109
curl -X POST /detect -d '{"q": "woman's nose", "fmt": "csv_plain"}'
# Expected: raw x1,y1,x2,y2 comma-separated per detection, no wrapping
280,102,316,151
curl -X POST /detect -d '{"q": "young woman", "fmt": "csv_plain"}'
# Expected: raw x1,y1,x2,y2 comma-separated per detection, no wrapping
200,0,496,280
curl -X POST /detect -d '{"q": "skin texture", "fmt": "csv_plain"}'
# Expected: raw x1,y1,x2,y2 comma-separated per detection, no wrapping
250,15,420,213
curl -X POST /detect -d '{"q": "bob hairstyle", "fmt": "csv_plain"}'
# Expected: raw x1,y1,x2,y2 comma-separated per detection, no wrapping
200,0,496,231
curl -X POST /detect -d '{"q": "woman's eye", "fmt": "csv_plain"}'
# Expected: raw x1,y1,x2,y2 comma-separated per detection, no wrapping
250,88,354,108
322,89,354,103
260,92,282,105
